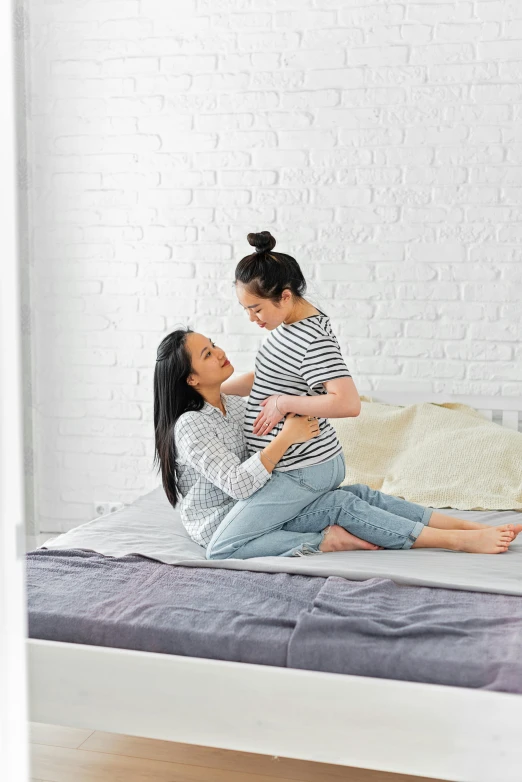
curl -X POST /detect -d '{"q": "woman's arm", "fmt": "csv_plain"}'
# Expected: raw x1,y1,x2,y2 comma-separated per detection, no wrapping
221,371,254,397
279,377,361,418
260,414,320,470
252,377,360,435
259,429,294,473
176,414,297,500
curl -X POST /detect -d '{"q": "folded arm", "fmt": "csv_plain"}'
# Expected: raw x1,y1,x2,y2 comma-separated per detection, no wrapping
253,377,360,435
176,412,296,499
279,377,361,418
178,432,269,500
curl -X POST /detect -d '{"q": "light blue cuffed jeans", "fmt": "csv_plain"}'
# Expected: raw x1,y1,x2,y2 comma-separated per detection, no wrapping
206,453,433,560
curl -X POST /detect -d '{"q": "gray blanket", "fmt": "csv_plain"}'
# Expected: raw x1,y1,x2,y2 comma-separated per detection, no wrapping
26,549,522,694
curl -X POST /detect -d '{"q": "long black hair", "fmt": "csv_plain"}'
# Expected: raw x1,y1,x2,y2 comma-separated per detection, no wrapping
153,328,204,508
234,231,307,301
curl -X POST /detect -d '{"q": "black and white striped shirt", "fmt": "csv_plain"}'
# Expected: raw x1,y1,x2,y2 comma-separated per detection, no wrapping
244,314,351,471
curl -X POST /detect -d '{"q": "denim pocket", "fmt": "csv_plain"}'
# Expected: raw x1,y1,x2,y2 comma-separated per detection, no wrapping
292,455,342,493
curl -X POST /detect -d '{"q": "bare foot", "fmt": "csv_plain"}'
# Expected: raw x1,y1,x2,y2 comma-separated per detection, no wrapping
451,524,518,554
319,525,381,553
508,523,522,539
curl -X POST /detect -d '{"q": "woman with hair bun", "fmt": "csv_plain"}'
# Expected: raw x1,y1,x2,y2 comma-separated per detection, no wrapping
233,230,359,458
207,230,366,557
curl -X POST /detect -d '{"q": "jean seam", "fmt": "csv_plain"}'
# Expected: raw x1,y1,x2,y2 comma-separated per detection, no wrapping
207,490,262,548
211,516,287,551
287,455,341,493
289,503,418,544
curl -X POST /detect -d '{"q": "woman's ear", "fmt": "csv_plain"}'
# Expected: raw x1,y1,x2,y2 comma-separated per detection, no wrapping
187,373,198,388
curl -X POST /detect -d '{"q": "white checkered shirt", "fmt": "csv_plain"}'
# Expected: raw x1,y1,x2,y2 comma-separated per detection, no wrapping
175,394,271,547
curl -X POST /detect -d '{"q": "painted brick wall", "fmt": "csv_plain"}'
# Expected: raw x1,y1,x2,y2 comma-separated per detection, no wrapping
26,0,522,532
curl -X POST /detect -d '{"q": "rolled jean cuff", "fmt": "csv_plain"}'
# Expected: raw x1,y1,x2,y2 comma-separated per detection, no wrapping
401,519,427,550
422,506,434,525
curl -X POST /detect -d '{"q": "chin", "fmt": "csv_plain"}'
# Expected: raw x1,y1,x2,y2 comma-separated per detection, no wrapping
223,363,234,378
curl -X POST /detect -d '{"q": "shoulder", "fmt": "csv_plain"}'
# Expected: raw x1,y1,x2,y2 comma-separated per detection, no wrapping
313,314,336,336
300,317,343,365
297,314,337,343
174,408,209,439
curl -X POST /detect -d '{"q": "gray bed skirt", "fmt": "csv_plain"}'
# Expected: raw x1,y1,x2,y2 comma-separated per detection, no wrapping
26,548,522,695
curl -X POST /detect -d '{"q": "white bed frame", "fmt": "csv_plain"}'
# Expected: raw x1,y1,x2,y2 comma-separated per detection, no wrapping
28,391,522,782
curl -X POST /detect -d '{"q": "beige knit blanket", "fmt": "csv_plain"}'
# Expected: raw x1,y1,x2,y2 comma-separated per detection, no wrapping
331,397,522,511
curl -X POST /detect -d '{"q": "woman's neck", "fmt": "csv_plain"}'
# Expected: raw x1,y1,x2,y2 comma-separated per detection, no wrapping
284,298,320,325
200,387,226,415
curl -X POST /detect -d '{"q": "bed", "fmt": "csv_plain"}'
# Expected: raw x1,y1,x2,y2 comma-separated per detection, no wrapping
27,391,522,782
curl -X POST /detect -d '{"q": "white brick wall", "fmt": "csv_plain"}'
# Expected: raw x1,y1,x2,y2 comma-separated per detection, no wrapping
26,0,522,532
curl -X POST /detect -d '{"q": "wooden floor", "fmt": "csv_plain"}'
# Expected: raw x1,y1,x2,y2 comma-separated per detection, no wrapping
30,723,442,782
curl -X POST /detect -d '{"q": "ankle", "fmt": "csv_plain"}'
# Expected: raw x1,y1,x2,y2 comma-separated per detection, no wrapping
445,529,472,552
413,526,455,550
440,529,461,551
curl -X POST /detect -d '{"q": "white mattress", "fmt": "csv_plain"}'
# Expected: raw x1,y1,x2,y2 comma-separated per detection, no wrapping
42,486,522,596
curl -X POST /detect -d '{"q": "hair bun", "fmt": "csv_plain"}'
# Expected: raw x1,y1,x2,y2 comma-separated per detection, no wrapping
247,231,276,254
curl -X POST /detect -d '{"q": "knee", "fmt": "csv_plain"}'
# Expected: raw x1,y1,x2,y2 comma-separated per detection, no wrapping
344,483,370,498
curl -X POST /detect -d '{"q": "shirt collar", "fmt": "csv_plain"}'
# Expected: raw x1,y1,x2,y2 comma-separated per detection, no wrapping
201,393,228,417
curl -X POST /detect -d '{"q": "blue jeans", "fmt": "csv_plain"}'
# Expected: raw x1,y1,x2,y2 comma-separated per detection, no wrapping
206,453,433,559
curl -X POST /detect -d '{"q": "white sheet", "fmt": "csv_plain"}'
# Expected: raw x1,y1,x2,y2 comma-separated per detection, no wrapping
40,486,522,596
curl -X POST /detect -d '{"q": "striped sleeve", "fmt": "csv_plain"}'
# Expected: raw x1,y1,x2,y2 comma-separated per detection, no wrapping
298,334,351,389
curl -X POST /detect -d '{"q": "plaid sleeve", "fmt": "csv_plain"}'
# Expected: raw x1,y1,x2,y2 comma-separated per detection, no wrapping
176,416,270,500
